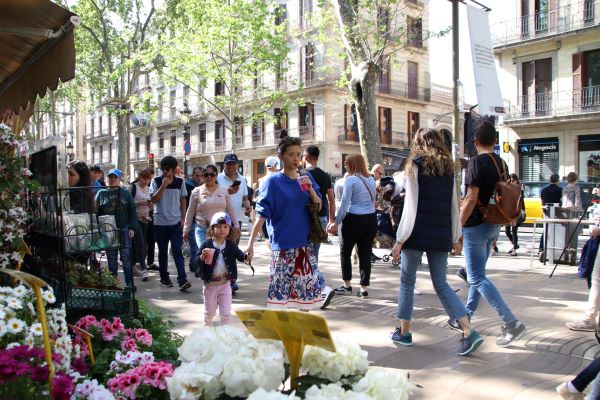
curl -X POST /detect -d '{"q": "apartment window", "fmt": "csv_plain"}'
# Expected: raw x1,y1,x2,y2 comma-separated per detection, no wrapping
299,0,313,30
252,117,265,145
91,147,95,164
198,123,207,152
276,62,286,90
215,119,225,151
135,137,140,154
344,104,358,141
215,81,224,97
109,143,112,163
170,130,177,154
574,50,600,108
303,43,315,83
145,135,151,153
170,89,177,119
407,61,418,99
275,4,287,26
378,107,392,145
584,0,595,21
274,108,288,134
183,86,190,105
234,117,244,145
299,102,314,138
99,145,104,163
379,56,391,94
522,58,551,115
407,111,419,144
159,132,164,151
407,17,423,48
377,7,390,37
90,117,95,136
157,91,164,122
99,115,103,135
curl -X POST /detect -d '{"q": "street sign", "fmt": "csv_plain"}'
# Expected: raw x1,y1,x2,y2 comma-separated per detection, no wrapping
184,140,191,156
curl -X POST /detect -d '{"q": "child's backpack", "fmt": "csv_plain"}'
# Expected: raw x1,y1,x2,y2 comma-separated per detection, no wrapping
478,154,522,225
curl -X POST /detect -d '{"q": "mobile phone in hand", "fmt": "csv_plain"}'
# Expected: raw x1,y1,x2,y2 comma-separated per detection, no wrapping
231,179,241,188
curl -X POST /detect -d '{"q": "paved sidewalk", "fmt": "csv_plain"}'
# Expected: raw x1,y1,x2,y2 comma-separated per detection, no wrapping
135,229,598,399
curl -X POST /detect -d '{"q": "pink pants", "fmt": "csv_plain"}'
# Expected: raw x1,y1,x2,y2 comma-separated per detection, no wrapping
203,282,232,326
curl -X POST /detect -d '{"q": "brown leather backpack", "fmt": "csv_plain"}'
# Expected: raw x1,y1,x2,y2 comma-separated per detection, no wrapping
477,154,522,225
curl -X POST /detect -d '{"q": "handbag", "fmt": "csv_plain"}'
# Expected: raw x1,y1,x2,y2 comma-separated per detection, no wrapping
306,203,328,244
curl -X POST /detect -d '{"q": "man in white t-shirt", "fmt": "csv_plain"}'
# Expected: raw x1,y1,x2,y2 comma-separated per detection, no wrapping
217,153,250,292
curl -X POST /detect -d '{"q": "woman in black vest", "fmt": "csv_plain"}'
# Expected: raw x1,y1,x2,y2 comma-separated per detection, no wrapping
388,128,483,356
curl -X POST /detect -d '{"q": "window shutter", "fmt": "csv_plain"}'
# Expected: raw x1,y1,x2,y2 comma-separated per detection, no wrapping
573,52,582,109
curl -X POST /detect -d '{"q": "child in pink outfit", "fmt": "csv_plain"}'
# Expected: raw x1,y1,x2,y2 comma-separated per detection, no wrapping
197,212,245,325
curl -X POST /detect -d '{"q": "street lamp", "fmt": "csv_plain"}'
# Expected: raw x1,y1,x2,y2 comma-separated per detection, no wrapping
179,102,192,177
66,142,74,162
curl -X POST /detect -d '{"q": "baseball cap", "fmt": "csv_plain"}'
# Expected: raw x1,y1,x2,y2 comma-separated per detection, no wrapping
90,164,103,172
210,212,232,227
265,156,279,168
107,168,122,178
223,153,239,164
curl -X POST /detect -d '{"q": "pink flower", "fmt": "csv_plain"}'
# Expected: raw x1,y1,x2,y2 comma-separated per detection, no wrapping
111,317,125,333
121,338,138,353
75,315,100,331
133,329,152,347
51,373,75,400
102,324,117,341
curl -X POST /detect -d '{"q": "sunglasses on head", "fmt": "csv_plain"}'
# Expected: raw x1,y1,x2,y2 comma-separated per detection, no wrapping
203,172,217,178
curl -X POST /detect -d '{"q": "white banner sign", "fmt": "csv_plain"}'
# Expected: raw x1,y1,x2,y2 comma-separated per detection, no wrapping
466,5,505,115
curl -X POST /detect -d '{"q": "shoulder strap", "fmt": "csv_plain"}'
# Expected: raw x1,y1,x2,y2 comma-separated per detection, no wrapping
129,183,137,198
358,176,374,203
486,153,507,182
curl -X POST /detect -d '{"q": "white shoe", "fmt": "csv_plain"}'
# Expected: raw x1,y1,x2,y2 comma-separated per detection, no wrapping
320,286,335,309
141,269,149,282
132,263,143,277
556,382,584,399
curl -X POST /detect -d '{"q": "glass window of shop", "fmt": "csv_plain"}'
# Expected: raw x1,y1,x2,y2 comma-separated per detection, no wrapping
518,137,559,182
578,134,600,183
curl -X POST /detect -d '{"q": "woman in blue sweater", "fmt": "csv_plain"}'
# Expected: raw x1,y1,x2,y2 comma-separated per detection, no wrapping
245,136,323,310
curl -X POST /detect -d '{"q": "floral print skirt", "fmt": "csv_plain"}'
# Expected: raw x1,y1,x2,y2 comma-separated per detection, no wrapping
267,246,322,310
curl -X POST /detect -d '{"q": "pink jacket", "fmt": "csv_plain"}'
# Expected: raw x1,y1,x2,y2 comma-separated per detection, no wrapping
184,185,238,232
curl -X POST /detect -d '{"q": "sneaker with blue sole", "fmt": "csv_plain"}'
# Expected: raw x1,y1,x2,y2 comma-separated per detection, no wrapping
458,330,483,356
389,327,413,347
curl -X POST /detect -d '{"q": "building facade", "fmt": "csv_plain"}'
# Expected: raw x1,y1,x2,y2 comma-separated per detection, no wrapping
491,0,600,183
79,0,453,184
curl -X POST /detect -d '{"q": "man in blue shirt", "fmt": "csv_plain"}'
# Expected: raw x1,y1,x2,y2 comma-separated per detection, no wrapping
90,165,105,194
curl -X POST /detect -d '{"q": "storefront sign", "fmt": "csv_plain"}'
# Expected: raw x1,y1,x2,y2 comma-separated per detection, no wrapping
518,143,558,153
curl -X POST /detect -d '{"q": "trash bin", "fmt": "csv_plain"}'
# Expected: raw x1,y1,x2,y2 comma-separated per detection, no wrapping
543,205,583,265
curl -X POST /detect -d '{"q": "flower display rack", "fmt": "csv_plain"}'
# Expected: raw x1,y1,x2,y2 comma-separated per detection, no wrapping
68,286,133,313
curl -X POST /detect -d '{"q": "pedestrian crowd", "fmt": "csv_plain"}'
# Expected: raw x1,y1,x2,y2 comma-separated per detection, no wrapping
64,124,600,398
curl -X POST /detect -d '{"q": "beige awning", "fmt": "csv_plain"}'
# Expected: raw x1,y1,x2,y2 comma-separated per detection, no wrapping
0,0,78,121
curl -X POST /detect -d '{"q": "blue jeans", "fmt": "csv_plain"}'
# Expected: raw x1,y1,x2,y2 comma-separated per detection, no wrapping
397,249,468,321
194,225,207,249
155,223,187,285
107,226,133,286
464,223,517,325
188,222,198,269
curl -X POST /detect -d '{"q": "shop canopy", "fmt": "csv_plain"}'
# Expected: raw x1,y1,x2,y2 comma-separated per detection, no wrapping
0,0,79,126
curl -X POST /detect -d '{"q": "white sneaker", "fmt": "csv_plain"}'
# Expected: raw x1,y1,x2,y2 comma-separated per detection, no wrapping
320,286,335,309
132,263,143,277
556,382,584,400
141,269,149,282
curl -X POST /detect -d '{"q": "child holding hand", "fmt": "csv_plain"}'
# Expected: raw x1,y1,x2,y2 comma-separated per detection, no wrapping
197,212,246,325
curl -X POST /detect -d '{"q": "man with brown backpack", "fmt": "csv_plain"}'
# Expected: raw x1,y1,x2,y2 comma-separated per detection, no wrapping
450,120,526,348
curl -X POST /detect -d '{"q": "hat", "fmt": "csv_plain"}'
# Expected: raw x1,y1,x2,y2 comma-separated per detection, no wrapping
265,156,279,168
223,153,239,164
107,168,122,178
90,164,103,172
210,212,232,227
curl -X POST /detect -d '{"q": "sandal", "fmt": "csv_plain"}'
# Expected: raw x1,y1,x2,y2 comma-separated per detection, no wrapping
356,290,368,297
334,285,352,294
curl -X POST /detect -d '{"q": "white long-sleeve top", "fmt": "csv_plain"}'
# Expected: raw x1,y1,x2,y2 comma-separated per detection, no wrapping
395,162,462,245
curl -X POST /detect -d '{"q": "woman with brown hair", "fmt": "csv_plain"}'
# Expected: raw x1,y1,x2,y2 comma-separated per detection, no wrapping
130,167,155,281
505,173,525,256
328,154,377,298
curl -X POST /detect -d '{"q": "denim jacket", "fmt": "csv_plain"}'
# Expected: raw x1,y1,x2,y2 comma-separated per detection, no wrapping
197,239,245,283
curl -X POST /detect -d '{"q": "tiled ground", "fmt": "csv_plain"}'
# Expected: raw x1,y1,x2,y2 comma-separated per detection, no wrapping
135,228,596,399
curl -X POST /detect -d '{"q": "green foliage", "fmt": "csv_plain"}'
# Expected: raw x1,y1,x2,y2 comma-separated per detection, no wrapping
155,0,292,144
131,299,184,362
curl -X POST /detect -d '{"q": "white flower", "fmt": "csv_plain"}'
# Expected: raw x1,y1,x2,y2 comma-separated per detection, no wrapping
0,321,7,337
247,388,300,400
12,285,27,297
0,308,6,320
6,317,25,333
352,368,413,400
302,338,369,382
42,289,56,304
166,362,224,400
30,322,43,336
305,384,375,400
6,298,22,310
73,379,115,400
6,342,21,349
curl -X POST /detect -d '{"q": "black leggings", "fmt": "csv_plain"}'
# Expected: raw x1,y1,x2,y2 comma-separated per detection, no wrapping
572,356,600,392
505,225,519,248
339,213,377,286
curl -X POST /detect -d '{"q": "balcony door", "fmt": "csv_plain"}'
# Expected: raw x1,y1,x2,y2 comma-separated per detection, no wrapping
522,58,551,116
378,107,392,145
407,62,418,99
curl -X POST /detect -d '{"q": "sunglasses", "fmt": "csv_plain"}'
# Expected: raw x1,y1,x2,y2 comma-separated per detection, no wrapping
203,172,217,178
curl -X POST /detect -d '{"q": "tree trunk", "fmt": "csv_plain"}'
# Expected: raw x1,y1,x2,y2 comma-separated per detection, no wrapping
116,112,129,178
351,62,383,169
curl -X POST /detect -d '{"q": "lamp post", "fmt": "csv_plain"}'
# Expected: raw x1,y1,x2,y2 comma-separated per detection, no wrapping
66,141,74,162
179,103,192,178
